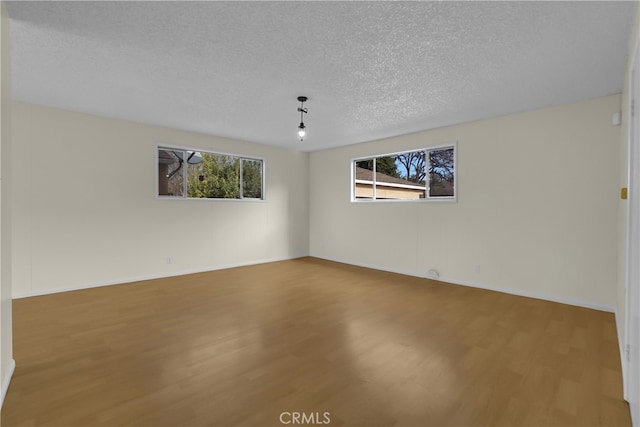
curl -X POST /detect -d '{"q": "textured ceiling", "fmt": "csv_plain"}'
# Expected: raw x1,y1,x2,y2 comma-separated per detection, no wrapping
6,1,637,151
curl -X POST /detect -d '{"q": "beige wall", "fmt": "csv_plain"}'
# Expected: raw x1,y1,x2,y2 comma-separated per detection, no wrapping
11,102,309,296
0,0,12,409
310,95,622,310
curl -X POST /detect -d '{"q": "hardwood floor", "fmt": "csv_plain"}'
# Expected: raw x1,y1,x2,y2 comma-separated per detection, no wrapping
1,257,631,426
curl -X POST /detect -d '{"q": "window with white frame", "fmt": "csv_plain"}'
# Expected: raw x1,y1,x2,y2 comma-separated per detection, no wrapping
157,147,264,200
352,144,456,201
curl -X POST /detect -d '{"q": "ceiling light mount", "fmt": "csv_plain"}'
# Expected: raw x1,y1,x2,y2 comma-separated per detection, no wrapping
297,96,308,141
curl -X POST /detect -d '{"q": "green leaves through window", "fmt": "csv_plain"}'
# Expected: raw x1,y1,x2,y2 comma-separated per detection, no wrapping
158,147,264,200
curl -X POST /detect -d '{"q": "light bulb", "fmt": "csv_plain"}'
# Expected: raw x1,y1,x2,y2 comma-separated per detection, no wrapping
298,123,306,140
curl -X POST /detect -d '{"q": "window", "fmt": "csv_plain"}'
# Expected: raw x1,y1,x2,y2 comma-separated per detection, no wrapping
352,144,455,201
157,147,264,200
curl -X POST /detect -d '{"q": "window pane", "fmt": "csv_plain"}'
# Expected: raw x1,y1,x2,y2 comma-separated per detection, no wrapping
428,147,455,197
352,146,455,202
185,151,207,198
354,159,374,199
242,159,263,199
376,151,426,200
187,153,240,199
158,148,185,197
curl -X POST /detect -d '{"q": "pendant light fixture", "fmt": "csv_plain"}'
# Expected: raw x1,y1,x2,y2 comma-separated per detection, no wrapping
297,96,308,141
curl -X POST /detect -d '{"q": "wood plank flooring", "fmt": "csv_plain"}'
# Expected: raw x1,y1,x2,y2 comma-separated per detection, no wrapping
1,257,631,426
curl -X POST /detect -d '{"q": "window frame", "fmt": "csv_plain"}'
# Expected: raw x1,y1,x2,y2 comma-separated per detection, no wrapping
156,144,266,201
350,142,457,203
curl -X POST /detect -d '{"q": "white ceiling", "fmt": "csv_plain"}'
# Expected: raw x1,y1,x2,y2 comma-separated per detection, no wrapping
5,1,637,152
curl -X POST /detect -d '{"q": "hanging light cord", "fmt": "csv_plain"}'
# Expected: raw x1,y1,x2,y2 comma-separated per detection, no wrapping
297,96,308,141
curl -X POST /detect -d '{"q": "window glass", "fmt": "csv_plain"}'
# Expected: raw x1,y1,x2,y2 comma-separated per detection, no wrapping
352,145,455,202
354,159,374,199
158,149,185,197
428,148,455,198
377,152,426,200
158,147,263,200
186,153,239,199
242,159,263,199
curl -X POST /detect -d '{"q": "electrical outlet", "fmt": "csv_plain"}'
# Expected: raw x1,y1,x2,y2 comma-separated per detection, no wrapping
474,265,481,274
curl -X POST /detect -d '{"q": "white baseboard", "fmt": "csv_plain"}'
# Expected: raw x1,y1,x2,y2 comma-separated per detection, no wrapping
439,275,614,313
13,253,616,313
12,255,306,299
616,309,629,400
316,255,427,279
1,358,15,409
314,255,615,313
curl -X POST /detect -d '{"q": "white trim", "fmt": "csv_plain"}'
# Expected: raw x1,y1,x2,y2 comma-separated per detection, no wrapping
155,195,267,203
313,255,615,313
624,60,633,403
623,31,638,403
12,251,616,312
353,196,456,204
617,308,628,397
316,255,427,278
439,276,614,313
1,358,15,409
12,256,304,299
623,27,640,423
